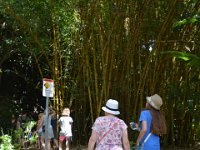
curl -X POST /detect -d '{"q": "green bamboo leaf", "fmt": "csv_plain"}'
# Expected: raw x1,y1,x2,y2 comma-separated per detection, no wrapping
162,51,200,69
173,14,200,29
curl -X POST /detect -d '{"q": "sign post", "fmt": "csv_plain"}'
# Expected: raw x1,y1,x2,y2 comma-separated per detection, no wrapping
42,78,54,150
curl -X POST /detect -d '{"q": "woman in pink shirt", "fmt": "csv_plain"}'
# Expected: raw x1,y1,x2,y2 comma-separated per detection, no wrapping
88,99,130,150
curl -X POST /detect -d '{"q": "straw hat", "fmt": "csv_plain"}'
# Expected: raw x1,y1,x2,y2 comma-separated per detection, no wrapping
146,94,163,110
102,99,120,115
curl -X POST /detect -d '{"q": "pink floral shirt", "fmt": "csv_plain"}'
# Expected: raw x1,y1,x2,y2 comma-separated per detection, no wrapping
92,116,127,150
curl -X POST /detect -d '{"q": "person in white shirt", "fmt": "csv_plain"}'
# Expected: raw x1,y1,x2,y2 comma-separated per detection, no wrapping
58,108,73,150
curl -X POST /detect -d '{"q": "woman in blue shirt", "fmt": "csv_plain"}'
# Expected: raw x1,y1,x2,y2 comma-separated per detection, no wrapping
136,94,167,150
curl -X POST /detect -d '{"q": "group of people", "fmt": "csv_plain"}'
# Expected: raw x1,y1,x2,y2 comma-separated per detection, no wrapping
14,93,166,150
36,107,73,150
88,94,167,150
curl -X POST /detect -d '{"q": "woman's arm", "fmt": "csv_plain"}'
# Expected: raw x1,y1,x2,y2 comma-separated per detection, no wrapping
122,128,130,150
50,108,56,117
136,120,147,145
88,130,97,150
37,116,43,131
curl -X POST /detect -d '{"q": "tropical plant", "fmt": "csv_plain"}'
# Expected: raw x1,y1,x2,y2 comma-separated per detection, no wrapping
162,51,200,69
0,134,14,150
0,0,200,148
23,121,37,147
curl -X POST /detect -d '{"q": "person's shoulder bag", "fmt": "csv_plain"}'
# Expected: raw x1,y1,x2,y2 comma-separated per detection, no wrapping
96,118,120,146
135,132,152,150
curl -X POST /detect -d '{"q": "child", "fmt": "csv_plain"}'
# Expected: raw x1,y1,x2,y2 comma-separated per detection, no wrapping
58,108,73,150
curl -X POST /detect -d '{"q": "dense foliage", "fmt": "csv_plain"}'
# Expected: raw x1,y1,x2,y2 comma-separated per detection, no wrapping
0,0,200,148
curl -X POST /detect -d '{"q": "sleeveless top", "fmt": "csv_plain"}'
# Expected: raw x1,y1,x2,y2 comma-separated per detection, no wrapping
41,114,54,139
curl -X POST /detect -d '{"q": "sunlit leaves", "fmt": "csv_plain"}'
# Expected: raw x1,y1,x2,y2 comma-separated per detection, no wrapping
162,51,200,69
173,14,200,30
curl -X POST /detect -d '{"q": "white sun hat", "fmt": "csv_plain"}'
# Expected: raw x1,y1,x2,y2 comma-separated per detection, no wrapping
146,94,163,110
102,99,120,115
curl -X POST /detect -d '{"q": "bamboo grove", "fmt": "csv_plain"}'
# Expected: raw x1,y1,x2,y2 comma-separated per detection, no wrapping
0,0,200,147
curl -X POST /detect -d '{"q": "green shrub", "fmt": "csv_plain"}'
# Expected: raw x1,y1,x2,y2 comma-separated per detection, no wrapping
0,134,14,150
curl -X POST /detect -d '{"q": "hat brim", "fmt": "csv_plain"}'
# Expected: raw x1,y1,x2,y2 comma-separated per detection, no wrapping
102,107,120,115
146,96,160,110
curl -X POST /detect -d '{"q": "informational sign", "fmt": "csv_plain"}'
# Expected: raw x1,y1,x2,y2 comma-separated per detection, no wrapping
42,78,54,97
